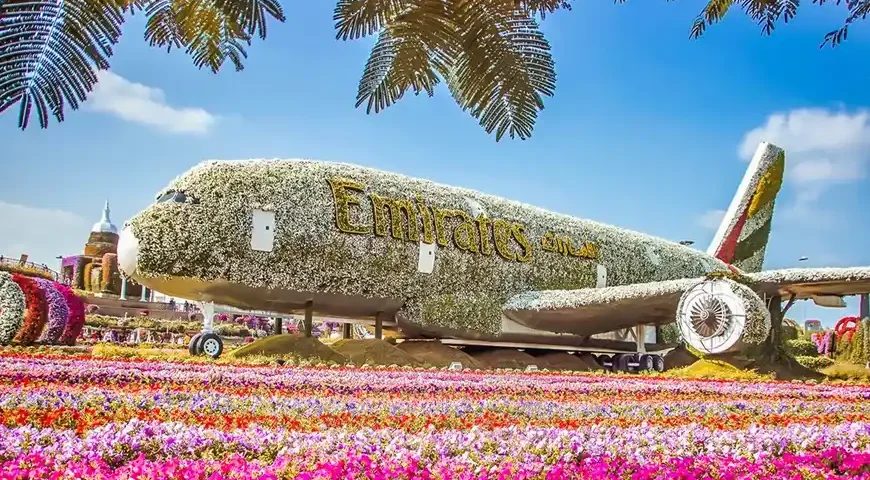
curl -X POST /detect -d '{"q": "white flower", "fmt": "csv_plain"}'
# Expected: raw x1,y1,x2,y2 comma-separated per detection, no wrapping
0,272,26,345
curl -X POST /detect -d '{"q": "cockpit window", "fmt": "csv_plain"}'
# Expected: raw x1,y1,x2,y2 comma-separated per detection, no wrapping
155,190,199,205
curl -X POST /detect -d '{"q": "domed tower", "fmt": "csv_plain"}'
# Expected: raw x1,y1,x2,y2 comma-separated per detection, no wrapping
84,200,119,256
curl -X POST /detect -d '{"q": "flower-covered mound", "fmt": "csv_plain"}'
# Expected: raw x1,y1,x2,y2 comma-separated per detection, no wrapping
1,352,869,479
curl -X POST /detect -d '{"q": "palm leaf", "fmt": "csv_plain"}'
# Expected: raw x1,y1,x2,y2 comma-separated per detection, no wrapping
334,0,412,40
0,0,127,129
449,0,556,141
355,0,455,112
690,0,799,38
143,0,285,73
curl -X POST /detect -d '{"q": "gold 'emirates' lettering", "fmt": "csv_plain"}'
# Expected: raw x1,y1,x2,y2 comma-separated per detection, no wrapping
328,178,372,235
542,232,600,260
327,177,599,264
371,193,419,241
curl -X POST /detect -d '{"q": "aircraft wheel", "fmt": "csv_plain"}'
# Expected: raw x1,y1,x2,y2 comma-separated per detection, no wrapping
200,333,224,359
652,355,665,373
596,354,613,371
188,333,203,356
638,354,655,372
614,354,631,372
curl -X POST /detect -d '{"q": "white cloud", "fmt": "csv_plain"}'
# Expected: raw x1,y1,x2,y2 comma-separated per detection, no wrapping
86,71,217,134
0,202,92,270
738,107,870,219
738,108,870,182
697,209,726,230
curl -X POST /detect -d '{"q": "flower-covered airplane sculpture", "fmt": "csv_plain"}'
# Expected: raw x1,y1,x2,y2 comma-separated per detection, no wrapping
117,143,870,360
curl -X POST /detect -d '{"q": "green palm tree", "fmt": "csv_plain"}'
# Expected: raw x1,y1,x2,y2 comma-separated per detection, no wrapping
0,0,865,140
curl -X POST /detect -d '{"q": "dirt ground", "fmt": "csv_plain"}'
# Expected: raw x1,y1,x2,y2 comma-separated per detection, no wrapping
330,339,427,367
396,341,484,369
663,345,699,370
530,351,599,371
229,335,348,364
468,349,540,370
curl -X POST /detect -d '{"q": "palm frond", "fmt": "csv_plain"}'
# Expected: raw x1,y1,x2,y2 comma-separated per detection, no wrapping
355,0,454,112
449,0,556,141
143,0,285,73
213,0,285,39
515,0,573,18
334,0,412,40
691,0,799,38
0,0,127,129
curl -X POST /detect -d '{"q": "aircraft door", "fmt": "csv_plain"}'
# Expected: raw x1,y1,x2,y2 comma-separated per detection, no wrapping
251,210,276,252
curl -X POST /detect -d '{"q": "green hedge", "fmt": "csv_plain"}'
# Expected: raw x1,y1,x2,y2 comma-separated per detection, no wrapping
795,355,834,370
785,338,818,357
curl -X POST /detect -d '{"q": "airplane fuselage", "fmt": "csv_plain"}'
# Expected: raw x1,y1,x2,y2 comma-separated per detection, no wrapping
119,159,730,340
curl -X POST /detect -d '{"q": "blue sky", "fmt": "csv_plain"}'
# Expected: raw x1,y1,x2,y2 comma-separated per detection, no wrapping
0,1,868,326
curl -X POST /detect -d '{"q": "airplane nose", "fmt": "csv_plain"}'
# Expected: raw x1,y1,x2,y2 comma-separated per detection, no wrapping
117,226,139,276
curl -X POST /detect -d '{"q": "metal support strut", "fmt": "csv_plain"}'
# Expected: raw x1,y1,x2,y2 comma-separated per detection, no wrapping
201,301,215,334
374,311,385,340
635,324,646,354
303,301,313,338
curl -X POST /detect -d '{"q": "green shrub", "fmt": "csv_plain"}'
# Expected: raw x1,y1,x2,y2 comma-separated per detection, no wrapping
785,338,818,357
782,324,799,341
660,323,680,344
795,355,834,370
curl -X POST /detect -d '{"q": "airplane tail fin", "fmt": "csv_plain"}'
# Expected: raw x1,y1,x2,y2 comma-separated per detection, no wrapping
706,142,785,273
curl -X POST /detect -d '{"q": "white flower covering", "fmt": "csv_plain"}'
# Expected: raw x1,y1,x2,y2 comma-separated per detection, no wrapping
730,280,771,345
0,272,25,345
707,144,781,266
129,159,729,334
508,277,770,349
504,279,700,311
748,267,870,285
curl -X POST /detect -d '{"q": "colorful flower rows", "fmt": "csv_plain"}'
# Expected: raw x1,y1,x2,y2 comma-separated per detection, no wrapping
1,352,870,479
0,273,84,346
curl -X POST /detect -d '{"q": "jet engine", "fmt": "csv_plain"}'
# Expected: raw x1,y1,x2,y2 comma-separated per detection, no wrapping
676,278,771,354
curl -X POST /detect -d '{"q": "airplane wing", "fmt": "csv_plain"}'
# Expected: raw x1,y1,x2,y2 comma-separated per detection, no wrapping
502,278,702,337
747,267,870,301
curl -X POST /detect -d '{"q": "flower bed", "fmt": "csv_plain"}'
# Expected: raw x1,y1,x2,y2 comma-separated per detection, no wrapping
32,279,68,344
0,352,869,478
10,274,46,345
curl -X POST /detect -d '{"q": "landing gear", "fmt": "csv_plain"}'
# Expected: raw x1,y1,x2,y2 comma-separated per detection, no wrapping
638,354,655,371
599,353,664,373
652,355,665,372
188,333,203,356
596,354,614,371
199,333,224,359
187,301,225,359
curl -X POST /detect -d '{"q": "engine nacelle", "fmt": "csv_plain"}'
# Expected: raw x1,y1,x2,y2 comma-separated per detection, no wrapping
676,278,771,354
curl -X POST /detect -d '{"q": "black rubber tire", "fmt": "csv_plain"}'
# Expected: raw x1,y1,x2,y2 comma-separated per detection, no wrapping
639,354,654,371
652,355,665,373
596,354,613,370
199,333,224,359
188,333,203,356
615,354,630,372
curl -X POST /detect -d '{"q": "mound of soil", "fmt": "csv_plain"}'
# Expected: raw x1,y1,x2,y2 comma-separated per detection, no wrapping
396,341,483,369
230,335,348,364
531,352,596,372
470,349,539,370
663,345,699,371
330,339,427,367
712,353,826,381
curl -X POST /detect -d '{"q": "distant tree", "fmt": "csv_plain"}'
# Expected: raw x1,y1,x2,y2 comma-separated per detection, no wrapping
0,0,866,140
